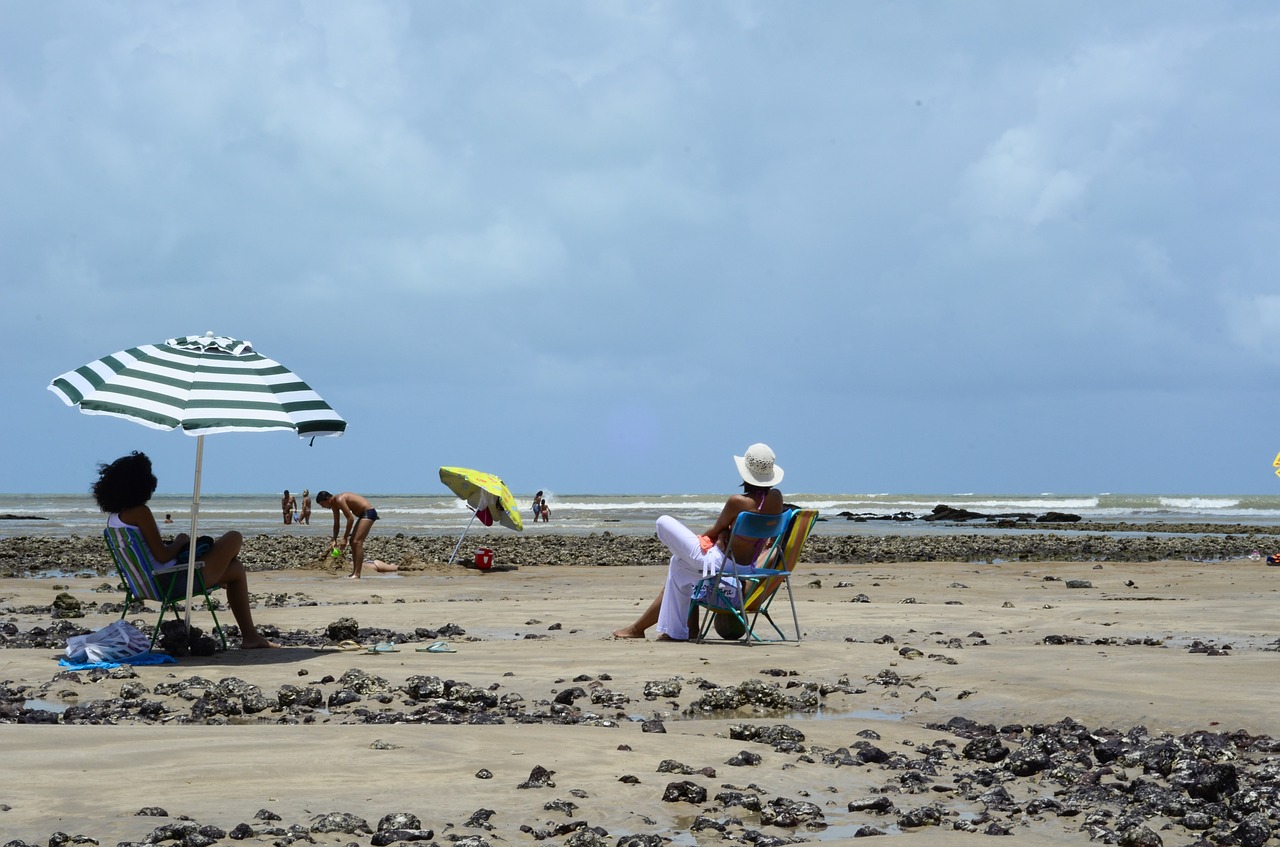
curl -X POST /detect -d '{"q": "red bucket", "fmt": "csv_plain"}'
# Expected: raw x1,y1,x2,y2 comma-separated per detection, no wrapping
475,548,493,570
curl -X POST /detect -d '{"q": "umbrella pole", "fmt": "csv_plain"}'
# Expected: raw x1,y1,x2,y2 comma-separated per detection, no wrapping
447,511,479,565
184,435,205,633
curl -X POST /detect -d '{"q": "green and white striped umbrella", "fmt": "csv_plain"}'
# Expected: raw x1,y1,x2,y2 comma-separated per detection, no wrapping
49,332,346,437
49,332,345,635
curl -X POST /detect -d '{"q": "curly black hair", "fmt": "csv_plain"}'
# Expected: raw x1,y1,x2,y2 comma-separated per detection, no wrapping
92,451,158,513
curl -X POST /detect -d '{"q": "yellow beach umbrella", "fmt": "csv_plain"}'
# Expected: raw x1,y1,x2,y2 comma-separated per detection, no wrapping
439,466,523,564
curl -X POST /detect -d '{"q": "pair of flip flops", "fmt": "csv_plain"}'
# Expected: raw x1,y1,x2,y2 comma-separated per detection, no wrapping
417,641,456,653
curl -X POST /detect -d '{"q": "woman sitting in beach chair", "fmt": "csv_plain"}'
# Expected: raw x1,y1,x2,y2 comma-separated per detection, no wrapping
612,443,786,642
93,451,276,649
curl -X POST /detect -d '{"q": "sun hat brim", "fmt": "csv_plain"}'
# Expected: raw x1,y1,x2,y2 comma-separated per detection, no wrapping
734,451,784,487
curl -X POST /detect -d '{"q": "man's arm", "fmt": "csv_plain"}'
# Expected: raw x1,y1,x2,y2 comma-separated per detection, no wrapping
336,499,356,546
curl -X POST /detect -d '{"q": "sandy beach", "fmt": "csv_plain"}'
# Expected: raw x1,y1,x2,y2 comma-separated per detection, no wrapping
2,542,1278,846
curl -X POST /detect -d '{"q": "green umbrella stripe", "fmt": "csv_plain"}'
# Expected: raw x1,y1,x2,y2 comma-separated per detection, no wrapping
126,356,291,380
129,346,289,373
152,344,268,364
88,372,320,398
79,385,330,419
81,383,195,410
298,419,347,434
176,397,335,414
79,399,182,429
55,354,136,396
178,417,329,431
49,377,87,405
197,380,319,395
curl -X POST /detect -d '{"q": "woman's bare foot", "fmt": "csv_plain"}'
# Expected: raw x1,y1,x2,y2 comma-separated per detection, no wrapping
611,627,646,639
655,634,687,642
239,636,279,649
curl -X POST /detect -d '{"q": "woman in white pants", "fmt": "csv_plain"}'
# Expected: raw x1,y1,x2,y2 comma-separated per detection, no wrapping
612,444,785,641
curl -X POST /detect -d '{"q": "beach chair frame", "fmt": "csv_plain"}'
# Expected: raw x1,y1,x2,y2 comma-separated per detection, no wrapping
692,508,818,644
690,509,790,645
103,526,227,650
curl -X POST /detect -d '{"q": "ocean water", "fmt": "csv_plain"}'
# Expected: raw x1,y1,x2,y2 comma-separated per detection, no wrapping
2,492,1278,541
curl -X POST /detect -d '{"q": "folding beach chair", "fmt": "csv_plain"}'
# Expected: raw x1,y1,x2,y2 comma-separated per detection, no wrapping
103,525,227,650
690,508,791,645
692,508,818,644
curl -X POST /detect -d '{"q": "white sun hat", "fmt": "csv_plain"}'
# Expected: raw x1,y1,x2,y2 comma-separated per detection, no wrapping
734,443,784,487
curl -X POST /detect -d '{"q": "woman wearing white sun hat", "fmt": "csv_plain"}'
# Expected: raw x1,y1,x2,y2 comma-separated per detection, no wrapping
612,443,785,641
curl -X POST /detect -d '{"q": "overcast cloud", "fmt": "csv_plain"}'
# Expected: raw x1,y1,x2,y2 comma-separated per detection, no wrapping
3,1,1279,496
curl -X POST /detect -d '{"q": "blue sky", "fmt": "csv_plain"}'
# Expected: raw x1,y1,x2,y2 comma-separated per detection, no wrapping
3,2,1280,497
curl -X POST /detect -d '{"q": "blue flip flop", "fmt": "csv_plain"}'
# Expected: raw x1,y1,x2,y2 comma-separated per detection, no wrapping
367,641,399,653
416,641,456,653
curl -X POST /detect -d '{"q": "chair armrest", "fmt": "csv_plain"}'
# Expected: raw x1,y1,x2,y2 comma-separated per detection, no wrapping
151,560,202,575
734,567,788,578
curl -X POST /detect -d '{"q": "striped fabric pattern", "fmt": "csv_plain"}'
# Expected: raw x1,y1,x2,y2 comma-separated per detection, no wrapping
103,525,169,602
742,508,818,611
49,333,345,438
103,525,225,648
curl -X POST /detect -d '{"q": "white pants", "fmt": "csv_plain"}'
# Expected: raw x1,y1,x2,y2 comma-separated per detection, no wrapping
655,515,725,640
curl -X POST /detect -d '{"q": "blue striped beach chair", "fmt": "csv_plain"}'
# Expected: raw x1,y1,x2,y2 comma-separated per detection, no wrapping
103,525,227,650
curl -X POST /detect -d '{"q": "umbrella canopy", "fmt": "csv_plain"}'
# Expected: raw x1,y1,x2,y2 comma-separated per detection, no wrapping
49,332,346,437
439,466,523,564
50,332,346,629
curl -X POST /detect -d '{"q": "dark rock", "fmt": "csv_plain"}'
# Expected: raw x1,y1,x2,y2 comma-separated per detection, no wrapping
962,736,1009,763
326,617,360,641
897,805,944,828
517,765,556,789
848,796,895,813
377,812,423,831
371,830,436,846
1117,824,1162,847
661,781,707,803
310,812,372,834
616,836,665,847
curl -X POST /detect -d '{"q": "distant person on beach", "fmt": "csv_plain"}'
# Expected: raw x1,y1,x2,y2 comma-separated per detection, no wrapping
281,490,296,525
532,491,544,521
299,489,312,525
93,451,276,649
612,443,785,642
316,490,379,579
540,498,550,522
163,513,173,524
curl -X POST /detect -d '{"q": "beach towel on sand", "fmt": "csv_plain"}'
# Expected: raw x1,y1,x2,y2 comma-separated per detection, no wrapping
58,652,177,671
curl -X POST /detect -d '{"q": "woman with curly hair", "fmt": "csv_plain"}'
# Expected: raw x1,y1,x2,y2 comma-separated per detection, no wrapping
93,451,275,649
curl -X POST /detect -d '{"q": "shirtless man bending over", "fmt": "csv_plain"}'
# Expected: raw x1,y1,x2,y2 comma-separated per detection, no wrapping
317,490,380,579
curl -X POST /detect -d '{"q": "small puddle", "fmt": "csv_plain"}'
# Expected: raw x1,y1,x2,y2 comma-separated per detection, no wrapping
800,707,904,721
23,698,69,714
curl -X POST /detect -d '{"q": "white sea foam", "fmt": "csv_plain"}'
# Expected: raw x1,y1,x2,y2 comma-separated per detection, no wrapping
5,491,1280,540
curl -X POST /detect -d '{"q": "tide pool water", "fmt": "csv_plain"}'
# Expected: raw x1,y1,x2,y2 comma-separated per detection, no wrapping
2,492,1278,540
